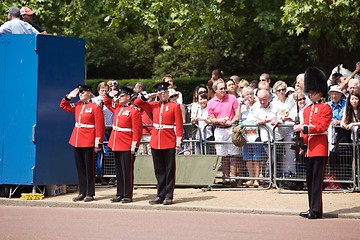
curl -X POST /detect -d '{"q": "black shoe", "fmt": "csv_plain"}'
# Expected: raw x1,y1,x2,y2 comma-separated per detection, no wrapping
307,211,322,219
149,197,164,205
84,195,94,202
121,198,132,203
299,210,310,218
110,196,122,203
72,194,86,202
163,198,173,205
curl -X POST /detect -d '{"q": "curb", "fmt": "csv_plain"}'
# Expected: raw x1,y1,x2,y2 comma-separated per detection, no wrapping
1,199,359,220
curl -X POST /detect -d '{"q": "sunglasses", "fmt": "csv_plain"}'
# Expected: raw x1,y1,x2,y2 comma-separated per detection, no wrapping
297,97,306,101
276,88,286,92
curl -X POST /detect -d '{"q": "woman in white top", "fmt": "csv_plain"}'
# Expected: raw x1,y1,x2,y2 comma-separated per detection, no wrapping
272,81,296,176
340,92,360,140
190,84,208,122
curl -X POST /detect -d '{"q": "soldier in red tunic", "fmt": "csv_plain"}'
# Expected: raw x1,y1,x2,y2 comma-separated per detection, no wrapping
60,84,105,202
134,82,183,205
104,87,142,203
294,68,332,219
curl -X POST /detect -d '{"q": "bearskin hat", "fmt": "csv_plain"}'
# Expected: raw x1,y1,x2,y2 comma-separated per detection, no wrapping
304,67,328,97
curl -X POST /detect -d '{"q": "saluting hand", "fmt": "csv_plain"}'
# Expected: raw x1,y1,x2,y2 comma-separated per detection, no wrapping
68,88,79,98
148,92,158,99
108,90,119,98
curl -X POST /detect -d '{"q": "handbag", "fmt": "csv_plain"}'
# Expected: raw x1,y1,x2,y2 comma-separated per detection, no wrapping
232,124,246,147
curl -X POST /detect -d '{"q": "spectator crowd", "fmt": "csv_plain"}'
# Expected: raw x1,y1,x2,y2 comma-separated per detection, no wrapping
88,61,360,193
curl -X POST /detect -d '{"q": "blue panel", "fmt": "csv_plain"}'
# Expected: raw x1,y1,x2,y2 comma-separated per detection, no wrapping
0,35,85,186
33,35,85,184
1,35,38,184
0,36,5,182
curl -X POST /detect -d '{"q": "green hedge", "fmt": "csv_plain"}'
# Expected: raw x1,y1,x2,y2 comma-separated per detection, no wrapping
87,74,296,104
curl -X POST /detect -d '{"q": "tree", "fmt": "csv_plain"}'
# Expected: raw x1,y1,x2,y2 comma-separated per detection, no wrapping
5,0,343,78
281,0,360,72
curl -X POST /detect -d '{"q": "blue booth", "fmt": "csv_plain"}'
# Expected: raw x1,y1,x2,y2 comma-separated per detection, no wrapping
0,34,85,192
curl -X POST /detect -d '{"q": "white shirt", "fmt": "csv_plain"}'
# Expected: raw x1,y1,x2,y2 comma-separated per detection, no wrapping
249,101,282,141
0,18,39,34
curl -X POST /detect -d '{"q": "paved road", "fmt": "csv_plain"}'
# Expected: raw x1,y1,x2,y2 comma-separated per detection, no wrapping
0,206,358,240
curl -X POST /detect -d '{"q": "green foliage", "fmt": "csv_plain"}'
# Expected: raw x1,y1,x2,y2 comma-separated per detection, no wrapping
1,0,359,79
281,0,360,50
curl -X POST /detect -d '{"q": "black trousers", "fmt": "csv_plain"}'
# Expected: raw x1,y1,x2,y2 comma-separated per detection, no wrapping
113,151,134,199
73,147,95,196
151,148,176,199
306,156,327,216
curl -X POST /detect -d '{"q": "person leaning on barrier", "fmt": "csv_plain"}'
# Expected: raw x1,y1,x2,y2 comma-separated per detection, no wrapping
191,92,213,155
104,87,142,203
239,87,263,187
60,84,105,202
340,92,360,135
272,81,296,177
250,89,283,186
207,79,241,187
293,67,332,219
134,82,183,205
190,84,208,122
327,85,348,149
0,6,39,34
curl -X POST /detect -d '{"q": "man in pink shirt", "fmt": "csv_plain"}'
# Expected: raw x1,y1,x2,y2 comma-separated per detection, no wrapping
208,79,241,187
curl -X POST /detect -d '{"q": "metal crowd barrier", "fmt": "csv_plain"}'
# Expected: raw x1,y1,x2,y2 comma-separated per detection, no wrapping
273,124,357,192
95,123,359,192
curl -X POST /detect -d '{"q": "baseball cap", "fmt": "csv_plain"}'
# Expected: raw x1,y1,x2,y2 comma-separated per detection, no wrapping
6,6,20,17
20,7,35,16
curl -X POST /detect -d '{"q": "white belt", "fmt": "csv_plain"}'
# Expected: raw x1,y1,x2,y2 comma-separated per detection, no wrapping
112,126,133,132
75,123,95,128
153,123,174,129
309,131,328,136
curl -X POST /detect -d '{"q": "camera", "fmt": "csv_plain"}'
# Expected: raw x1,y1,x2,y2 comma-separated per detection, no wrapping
290,116,305,161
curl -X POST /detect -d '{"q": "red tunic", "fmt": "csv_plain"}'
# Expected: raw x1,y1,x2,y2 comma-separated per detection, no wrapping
134,99,183,149
104,97,142,151
60,99,105,148
302,102,332,157
141,110,153,135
